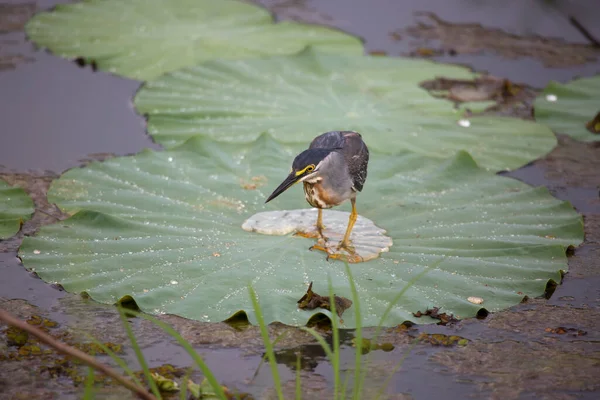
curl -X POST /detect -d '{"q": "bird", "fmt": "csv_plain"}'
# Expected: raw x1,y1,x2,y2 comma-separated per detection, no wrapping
265,131,369,261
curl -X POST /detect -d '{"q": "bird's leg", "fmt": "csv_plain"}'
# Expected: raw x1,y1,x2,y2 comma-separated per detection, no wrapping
338,198,357,252
325,198,363,263
316,208,325,238
296,208,328,242
308,208,329,252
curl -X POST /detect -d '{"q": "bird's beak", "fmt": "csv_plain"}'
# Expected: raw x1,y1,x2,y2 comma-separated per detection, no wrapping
265,172,300,203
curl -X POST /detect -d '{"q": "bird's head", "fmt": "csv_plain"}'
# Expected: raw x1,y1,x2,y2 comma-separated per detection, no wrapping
265,148,335,203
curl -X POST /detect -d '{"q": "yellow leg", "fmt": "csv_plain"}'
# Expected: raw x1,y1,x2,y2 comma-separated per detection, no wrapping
323,198,362,263
295,208,326,240
339,198,357,250
309,199,363,263
308,208,328,252
316,208,324,234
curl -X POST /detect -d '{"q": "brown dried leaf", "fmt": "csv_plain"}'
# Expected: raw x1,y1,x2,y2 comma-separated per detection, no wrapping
297,282,352,320
545,326,587,336
585,111,600,134
417,333,469,346
413,307,459,325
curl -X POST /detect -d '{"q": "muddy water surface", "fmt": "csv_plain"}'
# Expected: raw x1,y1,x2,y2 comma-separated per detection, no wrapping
1,0,600,399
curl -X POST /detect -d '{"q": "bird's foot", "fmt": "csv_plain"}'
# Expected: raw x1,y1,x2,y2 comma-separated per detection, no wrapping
309,241,329,253
295,226,327,242
310,240,364,264
329,241,363,263
337,240,355,254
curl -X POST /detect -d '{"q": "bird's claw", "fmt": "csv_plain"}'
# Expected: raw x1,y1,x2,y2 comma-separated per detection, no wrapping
295,227,327,242
309,240,363,263
337,241,355,254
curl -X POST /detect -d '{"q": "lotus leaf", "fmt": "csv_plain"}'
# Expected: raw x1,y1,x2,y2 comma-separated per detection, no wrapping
135,49,556,171
25,0,362,80
0,180,34,239
18,135,582,327
535,75,600,141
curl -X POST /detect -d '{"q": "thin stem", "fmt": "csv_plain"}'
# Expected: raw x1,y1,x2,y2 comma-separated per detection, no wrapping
118,309,162,399
327,278,340,400
249,285,284,400
569,16,600,47
0,308,157,400
248,331,288,384
343,263,362,400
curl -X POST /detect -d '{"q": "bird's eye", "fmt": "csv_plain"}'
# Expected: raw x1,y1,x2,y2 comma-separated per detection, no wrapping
306,165,315,172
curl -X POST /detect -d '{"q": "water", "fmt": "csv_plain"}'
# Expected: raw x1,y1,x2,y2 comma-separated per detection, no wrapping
0,0,159,174
1,0,599,398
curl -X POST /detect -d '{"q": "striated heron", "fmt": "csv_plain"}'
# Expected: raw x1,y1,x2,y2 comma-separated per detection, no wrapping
265,131,369,261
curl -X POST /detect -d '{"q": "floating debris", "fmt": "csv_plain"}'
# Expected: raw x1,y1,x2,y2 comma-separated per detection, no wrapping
545,327,587,336
413,307,459,325
297,282,352,321
458,119,471,127
400,12,600,68
151,372,179,393
418,333,469,346
188,377,254,399
585,110,600,134
26,315,58,329
467,296,484,305
352,337,395,354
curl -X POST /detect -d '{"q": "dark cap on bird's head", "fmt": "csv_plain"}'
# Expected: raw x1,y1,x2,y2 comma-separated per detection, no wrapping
265,148,337,203
291,148,336,171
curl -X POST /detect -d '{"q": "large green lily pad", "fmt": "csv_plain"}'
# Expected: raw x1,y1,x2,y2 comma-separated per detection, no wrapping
535,75,600,141
0,180,34,239
135,49,556,171
25,0,362,81
19,135,582,327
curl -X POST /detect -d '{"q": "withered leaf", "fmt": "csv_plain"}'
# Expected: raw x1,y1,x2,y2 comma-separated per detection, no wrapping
297,282,352,320
585,110,600,134
545,326,587,336
417,333,469,346
352,337,395,354
413,307,459,326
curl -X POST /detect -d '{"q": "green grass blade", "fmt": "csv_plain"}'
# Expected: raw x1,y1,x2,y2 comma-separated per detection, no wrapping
117,308,162,399
300,327,334,361
249,331,289,384
179,368,192,400
249,284,284,400
83,366,95,400
295,352,302,400
341,368,351,400
303,320,346,399
359,256,446,393
124,309,227,400
343,263,363,400
327,277,341,400
373,257,445,340
83,333,144,388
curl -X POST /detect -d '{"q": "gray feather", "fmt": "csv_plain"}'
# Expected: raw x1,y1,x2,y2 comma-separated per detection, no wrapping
310,131,369,192
309,131,347,150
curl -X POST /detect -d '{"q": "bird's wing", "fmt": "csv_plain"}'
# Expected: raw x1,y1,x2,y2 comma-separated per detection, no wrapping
309,131,346,150
342,132,369,192
310,131,369,191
